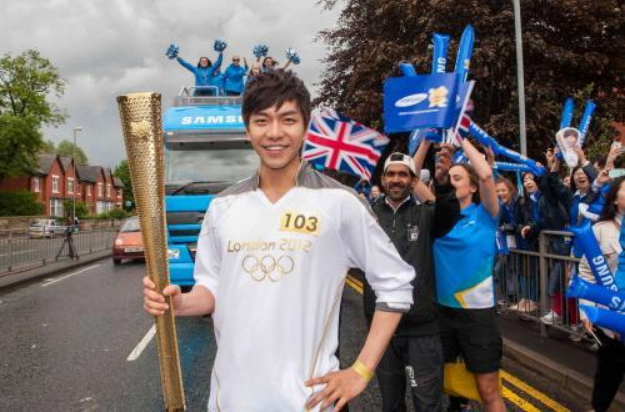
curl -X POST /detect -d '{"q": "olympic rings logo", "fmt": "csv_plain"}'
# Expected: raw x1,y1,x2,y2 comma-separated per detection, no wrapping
241,254,295,282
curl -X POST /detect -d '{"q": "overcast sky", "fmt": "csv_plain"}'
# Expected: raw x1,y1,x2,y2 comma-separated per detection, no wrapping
0,0,340,169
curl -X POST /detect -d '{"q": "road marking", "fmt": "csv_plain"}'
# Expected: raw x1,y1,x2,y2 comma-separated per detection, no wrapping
127,325,156,361
501,370,570,411
343,273,570,411
502,386,542,412
40,264,100,287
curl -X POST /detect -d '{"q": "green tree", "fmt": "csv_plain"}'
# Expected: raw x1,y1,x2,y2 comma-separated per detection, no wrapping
62,200,90,218
0,190,44,216
41,139,56,154
56,139,88,165
0,50,67,184
113,159,134,206
316,0,624,161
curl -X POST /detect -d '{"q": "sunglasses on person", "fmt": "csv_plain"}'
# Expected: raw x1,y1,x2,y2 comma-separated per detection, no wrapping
233,59,240,62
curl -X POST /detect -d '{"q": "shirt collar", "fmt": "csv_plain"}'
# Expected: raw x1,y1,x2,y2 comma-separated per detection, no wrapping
384,195,412,213
251,159,309,190
460,202,478,217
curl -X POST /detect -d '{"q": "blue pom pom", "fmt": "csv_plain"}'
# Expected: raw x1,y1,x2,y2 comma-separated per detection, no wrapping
285,48,301,65
253,44,269,58
214,39,227,52
165,44,179,60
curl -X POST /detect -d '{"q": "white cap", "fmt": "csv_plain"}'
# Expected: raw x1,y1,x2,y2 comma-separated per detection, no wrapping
384,152,416,176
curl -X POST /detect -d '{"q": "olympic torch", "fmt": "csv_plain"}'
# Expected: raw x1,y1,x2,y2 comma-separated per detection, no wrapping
117,93,185,411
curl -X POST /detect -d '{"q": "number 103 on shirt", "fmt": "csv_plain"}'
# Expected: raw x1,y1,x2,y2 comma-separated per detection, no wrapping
279,211,320,237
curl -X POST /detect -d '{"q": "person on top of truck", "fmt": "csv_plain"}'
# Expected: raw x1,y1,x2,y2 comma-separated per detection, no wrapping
172,51,224,96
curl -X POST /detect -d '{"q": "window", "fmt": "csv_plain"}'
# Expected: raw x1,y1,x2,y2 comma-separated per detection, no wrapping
67,177,75,194
87,186,91,197
97,182,103,197
50,199,64,217
33,177,40,193
52,175,60,193
116,188,122,198
106,183,111,198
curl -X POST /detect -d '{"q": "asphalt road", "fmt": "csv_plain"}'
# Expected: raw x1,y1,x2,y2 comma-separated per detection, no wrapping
0,258,588,411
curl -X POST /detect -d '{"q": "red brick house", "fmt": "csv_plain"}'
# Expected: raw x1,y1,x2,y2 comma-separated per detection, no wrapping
0,153,124,217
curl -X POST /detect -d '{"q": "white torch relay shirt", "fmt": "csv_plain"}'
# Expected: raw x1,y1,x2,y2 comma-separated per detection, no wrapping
193,161,415,412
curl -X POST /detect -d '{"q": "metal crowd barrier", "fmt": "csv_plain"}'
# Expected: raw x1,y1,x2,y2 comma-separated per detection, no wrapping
0,228,118,274
496,230,584,339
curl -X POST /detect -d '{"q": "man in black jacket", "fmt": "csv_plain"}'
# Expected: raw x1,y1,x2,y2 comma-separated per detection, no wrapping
363,150,459,411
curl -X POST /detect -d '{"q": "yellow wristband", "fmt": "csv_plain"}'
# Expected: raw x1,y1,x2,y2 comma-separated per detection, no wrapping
351,360,374,382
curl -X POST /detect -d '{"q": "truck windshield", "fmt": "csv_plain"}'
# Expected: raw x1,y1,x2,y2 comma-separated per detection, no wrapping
166,147,259,185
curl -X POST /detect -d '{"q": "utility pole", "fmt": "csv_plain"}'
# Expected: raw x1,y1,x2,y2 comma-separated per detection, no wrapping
513,0,528,155
72,127,82,226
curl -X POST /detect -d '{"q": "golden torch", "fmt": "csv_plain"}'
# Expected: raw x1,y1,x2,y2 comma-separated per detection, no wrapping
117,93,185,411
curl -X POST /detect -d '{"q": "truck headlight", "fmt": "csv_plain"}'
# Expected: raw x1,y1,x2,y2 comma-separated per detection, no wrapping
115,238,124,246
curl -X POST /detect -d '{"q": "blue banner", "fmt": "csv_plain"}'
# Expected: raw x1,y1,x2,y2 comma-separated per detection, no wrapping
454,25,475,83
163,105,245,131
383,73,459,134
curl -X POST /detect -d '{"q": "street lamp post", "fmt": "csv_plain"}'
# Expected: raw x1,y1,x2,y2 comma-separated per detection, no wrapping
72,127,82,226
513,0,528,156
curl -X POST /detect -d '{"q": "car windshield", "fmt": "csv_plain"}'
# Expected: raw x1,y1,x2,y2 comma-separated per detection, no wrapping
30,220,48,227
165,147,258,185
121,218,141,233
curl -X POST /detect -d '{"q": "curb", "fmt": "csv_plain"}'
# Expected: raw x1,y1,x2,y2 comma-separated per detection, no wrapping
503,337,625,409
0,250,112,289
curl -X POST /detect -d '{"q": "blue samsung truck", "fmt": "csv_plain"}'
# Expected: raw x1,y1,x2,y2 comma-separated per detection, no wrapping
163,87,258,287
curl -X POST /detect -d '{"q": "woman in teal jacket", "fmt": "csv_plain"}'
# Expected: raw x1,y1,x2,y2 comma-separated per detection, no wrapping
175,52,223,96
223,56,249,96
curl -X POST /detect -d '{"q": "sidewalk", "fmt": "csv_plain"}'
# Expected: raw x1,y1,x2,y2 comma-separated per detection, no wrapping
500,310,625,409
0,249,111,289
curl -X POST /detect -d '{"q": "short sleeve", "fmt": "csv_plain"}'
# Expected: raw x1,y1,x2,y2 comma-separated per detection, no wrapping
339,193,414,312
193,205,221,299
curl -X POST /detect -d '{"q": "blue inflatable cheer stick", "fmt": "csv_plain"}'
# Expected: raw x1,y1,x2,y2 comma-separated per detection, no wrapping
578,100,596,147
580,305,625,336
431,33,450,74
569,221,619,291
454,25,475,83
568,276,625,311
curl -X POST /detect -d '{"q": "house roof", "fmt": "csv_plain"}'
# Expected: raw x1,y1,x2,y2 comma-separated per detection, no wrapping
76,165,103,183
59,156,73,171
33,154,59,176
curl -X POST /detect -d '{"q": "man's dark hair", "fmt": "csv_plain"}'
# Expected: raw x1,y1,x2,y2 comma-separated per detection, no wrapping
242,69,311,127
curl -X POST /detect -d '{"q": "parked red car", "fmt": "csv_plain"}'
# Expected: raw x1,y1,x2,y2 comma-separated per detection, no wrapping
113,216,144,265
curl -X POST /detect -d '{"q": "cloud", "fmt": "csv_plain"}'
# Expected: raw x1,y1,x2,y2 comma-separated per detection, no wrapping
0,0,339,168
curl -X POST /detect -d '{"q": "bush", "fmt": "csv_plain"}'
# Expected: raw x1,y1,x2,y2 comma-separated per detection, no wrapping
62,200,90,218
95,208,130,220
0,190,44,216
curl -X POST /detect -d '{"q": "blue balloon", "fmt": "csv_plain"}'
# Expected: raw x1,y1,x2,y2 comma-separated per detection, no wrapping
580,305,625,335
559,98,575,130
431,33,450,74
454,25,475,82
568,276,625,311
468,122,545,176
494,162,534,174
578,100,596,146
408,128,423,156
399,62,417,77
569,221,619,291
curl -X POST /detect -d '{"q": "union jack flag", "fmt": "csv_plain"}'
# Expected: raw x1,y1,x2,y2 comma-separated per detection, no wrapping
304,109,389,180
